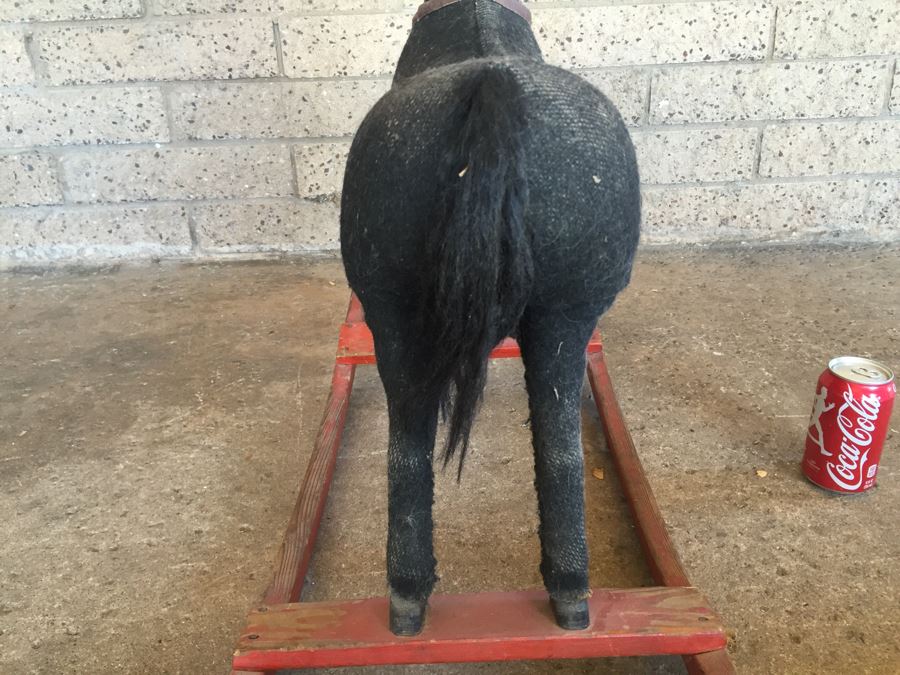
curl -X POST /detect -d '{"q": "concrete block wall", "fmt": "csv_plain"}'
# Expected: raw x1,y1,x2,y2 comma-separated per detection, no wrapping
0,0,898,265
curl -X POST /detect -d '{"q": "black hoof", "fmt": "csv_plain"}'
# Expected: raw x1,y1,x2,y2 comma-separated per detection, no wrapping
551,598,590,630
390,594,427,636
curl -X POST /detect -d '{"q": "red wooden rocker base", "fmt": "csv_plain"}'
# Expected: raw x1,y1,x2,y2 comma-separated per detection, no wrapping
231,295,735,674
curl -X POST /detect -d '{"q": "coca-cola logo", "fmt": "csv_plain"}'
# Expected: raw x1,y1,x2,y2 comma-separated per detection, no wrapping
825,387,882,490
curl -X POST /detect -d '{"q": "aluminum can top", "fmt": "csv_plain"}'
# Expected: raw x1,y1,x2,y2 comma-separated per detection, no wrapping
828,356,894,386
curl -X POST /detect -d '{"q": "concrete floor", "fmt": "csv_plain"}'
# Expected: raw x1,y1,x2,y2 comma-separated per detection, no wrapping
1,245,898,675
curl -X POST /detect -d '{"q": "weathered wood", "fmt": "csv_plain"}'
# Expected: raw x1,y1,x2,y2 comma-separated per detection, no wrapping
233,586,726,671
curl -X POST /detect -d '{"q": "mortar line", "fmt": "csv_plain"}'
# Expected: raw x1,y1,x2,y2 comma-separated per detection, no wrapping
288,145,302,198
4,55,894,95
11,113,900,156
273,19,287,78
882,59,897,114
186,204,201,257
752,125,765,178
4,112,899,156
0,136,354,155
20,29,48,86
14,54,896,93
0,0,779,25
1,172,898,218
765,4,778,61
635,114,900,133
642,70,653,125
159,82,178,143
45,146,73,204
640,171,900,189
1,9,413,30
0,74,393,94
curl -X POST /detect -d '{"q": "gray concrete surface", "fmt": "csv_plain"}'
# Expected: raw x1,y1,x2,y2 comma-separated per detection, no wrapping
1,245,898,674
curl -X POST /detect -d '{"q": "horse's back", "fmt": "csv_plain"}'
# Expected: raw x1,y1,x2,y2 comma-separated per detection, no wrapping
341,58,640,308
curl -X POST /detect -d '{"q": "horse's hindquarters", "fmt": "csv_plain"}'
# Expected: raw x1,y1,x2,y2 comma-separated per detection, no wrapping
341,59,640,311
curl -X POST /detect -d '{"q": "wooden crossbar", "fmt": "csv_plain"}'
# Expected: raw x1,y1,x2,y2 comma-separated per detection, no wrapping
233,586,725,671
336,299,603,365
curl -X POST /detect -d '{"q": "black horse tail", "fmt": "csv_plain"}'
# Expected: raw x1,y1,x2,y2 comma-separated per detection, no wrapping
422,64,533,479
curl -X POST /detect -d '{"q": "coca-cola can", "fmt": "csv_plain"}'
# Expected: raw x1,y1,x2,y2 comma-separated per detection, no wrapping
803,356,895,494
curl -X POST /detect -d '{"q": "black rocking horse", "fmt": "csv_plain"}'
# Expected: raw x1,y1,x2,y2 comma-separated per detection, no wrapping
340,0,641,636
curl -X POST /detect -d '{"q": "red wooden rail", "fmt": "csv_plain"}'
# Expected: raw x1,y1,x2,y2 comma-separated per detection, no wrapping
232,295,735,674
234,587,724,671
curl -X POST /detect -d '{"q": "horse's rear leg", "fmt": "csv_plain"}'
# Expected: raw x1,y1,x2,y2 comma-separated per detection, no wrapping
519,305,605,630
366,301,440,636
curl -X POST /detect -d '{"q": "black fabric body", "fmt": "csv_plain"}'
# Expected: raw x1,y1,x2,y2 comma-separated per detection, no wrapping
340,0,641,609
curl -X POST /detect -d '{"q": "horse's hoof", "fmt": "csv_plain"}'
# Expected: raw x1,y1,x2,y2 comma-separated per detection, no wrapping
551,598,590,630
390,594,427,636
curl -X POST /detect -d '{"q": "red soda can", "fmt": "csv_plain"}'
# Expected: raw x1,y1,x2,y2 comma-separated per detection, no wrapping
803,356,895,494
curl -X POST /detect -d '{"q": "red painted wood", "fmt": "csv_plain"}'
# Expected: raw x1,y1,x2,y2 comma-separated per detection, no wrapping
233,587,726,671
346,293,365,324
586,351,736,675
336,319,603,365
263,362,355,606
336,321,377,365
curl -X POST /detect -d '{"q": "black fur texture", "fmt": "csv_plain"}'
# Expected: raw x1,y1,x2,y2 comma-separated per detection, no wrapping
422,64,533,477
340,0,641,632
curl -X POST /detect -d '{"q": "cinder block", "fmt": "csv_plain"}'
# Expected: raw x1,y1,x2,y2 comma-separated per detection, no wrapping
867,179,900,237
0,204,191,264
632,128,757,184
0,87,168,149
34,19,278,85
168,80,389,140
891,63,900,114
1,0,142,22
280,14,410,77
287,80,389,137
0,153,62,207
0,28,32,86
60,145,295,203
775,0,900,59
576,68,647,126
192,198,339,252
760,120,900,178
650,60,890,124
641,180,889,243
277,0,408,11
155,0,273,13
155,0,407,12
293,143,350,197
168,83,288,140
532,2,772,69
